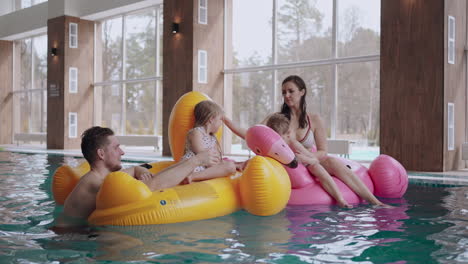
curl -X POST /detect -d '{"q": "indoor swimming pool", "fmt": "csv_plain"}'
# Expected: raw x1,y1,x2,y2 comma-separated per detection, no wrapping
0,151,467,263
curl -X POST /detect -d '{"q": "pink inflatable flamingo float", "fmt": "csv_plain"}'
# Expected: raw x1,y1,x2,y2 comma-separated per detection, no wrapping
245,125,408,205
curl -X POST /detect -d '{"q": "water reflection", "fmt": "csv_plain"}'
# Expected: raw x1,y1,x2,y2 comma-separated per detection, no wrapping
285,201,410,263
430,186,468,263
1,151,467,264
70,211,293,263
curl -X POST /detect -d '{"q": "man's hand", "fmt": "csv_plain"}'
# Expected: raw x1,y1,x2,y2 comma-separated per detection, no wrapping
180,175,193,185
194,149,220,167
135,171,153,182
133,166,154,182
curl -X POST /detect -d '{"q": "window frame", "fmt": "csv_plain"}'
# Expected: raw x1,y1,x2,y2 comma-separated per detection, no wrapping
93,5,163,137
223,0,380,155
12,33,48,141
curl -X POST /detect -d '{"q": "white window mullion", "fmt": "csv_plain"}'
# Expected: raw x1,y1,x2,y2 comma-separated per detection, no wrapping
40,90,44,132
29,38,34,134
155,81,160,136
155,7,160,78
11,42,15,142
330,0,338,139
154,8,160,136
93,22,96,126
272,0,278,110
121,15,127,135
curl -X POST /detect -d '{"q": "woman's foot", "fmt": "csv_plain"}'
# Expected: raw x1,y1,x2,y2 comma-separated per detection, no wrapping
373,202,395,208
337,199,353,208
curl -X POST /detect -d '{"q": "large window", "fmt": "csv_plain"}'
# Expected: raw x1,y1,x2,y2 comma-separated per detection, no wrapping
0,0,48,16
225,0,380,160
12,34,47,142
94,6,163,145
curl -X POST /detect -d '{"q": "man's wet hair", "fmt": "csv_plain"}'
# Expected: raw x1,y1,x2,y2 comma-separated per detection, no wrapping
81,126,114,165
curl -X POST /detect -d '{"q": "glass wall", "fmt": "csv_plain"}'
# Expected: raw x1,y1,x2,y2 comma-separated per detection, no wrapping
0,0,48,16
94,6,163,140
225,0,380,160
13,34,47,141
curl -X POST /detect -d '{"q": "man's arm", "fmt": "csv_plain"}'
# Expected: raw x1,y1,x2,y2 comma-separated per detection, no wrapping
123,166,153,182
142,150,219,191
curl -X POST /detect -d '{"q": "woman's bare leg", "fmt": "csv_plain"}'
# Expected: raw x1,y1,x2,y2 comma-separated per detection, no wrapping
320,156,386,206
307,163,352,208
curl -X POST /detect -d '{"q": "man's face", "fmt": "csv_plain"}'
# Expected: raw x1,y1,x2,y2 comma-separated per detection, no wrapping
102,135,124,172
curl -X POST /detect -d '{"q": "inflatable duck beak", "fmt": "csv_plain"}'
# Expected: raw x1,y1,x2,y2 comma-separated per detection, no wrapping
287,157,298,168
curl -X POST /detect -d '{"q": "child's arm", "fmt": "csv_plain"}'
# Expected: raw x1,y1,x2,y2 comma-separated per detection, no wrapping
187,129,207,154
234,161,248,171
222,116,247,139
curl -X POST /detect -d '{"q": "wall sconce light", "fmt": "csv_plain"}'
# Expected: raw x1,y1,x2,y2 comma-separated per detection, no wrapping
172,22,179,34
51,48,58,57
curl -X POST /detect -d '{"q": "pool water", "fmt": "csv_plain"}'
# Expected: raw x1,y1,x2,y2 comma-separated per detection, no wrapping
0,151,467,263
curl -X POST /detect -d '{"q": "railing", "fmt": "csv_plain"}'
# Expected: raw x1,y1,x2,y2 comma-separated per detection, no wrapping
14,133,46,145
12,133,350,157
327,139,352,158
462,143,468,160
116,135,162,151
13,133,161,151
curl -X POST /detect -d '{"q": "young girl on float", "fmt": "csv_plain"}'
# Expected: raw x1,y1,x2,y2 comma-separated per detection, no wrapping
181,100,243,184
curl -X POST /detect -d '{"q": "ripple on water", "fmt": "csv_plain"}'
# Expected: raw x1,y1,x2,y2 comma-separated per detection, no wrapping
0,152,467,263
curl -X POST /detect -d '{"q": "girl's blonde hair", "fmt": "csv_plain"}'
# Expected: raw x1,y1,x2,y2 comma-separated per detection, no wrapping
194,100,224,127
265,113,290,135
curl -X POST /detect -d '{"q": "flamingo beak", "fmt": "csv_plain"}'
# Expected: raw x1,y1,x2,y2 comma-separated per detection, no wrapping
287,157,298,168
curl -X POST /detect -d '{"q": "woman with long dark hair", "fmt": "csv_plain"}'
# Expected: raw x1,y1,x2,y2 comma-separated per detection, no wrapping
224,75,388,207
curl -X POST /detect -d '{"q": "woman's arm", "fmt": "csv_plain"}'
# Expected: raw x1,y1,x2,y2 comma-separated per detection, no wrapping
310,113,328,160
222,116,247,139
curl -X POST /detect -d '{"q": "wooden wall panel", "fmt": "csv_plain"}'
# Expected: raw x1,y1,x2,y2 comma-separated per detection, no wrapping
381,0,445,171
162,0,226,156
192,0,224,105
162,0,195,156
444,0,467,170
0,40,13,144
64,17,94,149
47,16,66,149
47,16,94,149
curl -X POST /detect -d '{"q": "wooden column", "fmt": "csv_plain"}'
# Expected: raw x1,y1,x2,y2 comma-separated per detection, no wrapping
0,40,13,144
381,0,467,171
444,0,467,170
163,0,225,156
47,16,94,149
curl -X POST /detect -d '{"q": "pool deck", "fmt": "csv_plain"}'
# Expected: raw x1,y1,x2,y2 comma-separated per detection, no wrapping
1,144,467,186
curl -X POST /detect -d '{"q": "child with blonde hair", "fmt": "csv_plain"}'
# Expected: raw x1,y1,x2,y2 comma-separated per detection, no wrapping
264,113,352,208
181,100,238,183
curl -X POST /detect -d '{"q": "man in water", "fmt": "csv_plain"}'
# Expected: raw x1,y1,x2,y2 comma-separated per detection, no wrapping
62,126,219,220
